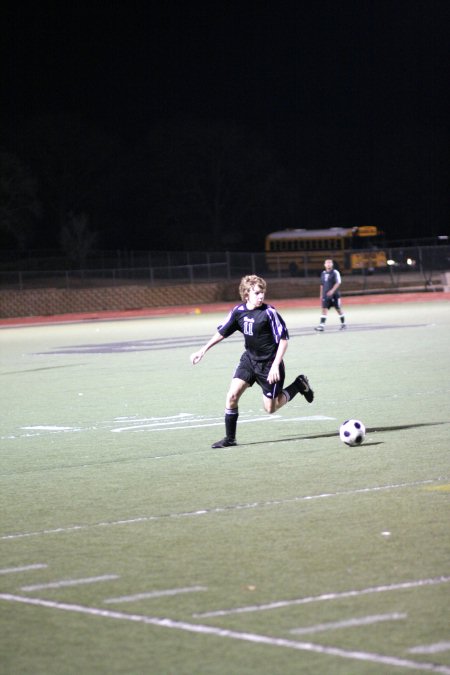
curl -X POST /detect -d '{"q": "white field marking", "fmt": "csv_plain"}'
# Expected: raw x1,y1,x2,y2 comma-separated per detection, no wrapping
111,415,277,433
1,595,449,674
409,643,450,655
115,413,194,420
193,576,450,618
111,413,335,432
111,414,333,423
280,415,335,422
111,413,224,432
21,426,75,431
10,412,334,438
0,563,47,575
104,586,208,604
290,612,407,635
1,477,443,541
20,574,119,592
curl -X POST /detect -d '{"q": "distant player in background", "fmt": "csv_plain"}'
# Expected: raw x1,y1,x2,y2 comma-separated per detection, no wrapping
315,259,346,331
190,274,314,448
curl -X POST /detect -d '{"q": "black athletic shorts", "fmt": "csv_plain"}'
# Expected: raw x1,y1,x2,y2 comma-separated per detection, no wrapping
322,294,341,310
233,351,286,400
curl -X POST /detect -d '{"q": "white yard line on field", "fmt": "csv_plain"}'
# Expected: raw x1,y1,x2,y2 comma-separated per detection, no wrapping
7,412,334,438
1,478,443,541
290,612,407,635
21,426,76,431
20,574,119,592
111,415,272,433
0,563,48,575
193,576,450,618
409,643,450,655
104,586,208,604
1,594,449,674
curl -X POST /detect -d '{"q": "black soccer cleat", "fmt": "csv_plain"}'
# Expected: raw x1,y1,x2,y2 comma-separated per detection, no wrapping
211,437,237,448
295,374,314,403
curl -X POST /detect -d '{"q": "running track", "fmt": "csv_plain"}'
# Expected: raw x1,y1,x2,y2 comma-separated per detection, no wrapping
1,291,449,328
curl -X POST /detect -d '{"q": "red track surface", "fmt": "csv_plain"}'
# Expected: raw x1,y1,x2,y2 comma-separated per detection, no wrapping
1,291,449,328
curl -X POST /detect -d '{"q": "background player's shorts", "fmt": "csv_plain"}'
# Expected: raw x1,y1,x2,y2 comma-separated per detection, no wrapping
322,294,341,310
233,351,286,399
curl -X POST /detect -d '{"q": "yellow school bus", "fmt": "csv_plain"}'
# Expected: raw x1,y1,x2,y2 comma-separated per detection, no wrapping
265,226,387,274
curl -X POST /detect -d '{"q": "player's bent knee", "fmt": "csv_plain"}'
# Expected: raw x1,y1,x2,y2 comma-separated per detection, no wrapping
227,392,240,406
264,400,277,414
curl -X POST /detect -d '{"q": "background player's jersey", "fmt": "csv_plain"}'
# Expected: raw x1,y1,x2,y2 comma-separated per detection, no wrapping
320,268,341,298
217,303,289,361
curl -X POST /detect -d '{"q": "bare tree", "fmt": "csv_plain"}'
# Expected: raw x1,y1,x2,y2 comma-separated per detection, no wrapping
16,114,120,242
60,212,97,268
0,150,41,249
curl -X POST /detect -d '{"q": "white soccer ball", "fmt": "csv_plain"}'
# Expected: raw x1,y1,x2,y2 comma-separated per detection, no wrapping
339,419,366,446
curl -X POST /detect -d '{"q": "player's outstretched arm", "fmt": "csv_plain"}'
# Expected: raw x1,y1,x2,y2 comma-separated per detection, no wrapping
190,332,224,365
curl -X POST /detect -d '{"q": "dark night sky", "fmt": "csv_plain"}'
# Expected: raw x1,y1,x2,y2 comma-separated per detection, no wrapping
1,0,449,247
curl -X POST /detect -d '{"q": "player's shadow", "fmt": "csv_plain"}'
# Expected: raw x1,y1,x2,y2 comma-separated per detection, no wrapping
244,421,446,446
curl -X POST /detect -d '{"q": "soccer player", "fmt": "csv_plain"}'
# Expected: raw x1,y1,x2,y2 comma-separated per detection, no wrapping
315,258,346,331
190,274,314,448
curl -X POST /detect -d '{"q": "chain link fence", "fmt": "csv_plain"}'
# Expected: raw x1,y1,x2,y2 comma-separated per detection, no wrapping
0,246,449,291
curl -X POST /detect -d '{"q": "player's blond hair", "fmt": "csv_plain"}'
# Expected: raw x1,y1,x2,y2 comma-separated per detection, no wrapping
239,275,267,301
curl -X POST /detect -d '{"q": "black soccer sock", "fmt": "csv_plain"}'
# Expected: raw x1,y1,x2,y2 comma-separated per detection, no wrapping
282,383,298,403
320,315,327,325
340,314,345,324
225,408,238,440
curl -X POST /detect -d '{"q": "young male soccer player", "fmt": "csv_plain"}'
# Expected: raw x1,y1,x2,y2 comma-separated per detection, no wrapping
190,274,314,448
315,258,346,331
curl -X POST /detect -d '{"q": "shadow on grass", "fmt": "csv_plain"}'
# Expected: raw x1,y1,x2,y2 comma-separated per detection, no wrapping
243,421,447,446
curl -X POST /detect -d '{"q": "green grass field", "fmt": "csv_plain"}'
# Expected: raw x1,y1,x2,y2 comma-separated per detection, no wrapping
1,299,449,674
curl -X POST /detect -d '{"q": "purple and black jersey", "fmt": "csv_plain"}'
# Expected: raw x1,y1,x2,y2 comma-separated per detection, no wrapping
217,303,289,362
